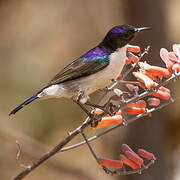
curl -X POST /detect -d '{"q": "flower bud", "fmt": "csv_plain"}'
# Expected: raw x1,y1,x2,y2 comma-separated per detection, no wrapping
133,72,156,89
152,89,170,100
127,52,139,63
92,115,123,129
125,107,146,115
93,108,104,115
120,154,139,170
138,62,172,78
127,100,146,108
168,52,179,63
172,44,180,59
125,58,131,65
98,158,123,168
172,63,180,72
160,48,174,71
147,98,160,107
138,149,156,160
124,151,143,166
121,144,134,153
127,45,141,53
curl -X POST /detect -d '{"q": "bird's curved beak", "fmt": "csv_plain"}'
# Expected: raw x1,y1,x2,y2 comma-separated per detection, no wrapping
135,27,152,32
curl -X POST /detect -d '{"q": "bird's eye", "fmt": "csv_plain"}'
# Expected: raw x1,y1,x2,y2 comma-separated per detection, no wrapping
123,33,131,39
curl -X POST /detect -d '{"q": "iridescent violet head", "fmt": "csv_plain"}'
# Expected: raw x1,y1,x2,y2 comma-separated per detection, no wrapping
100,25,151,51
110,25,134,34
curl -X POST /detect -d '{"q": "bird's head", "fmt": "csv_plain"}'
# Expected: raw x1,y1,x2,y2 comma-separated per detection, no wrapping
101,25,151,51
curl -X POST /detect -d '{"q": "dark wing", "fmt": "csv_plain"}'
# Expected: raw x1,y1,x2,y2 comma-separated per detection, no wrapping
47,50,109,86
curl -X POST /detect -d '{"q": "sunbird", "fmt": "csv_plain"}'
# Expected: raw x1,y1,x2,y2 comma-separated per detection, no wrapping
9,25,151,116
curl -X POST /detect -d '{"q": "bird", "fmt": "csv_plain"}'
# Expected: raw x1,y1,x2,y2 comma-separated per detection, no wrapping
9,25,151,116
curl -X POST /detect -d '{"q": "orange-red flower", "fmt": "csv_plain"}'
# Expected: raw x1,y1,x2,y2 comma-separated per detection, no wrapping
122,144,144,166
93,108,122,116
147,98,160,106
168,52,179,63
127,45,141,53
138,62,172,79
151,89,170,100
172,63,180,72
98,158,123,168
127,52,139,63
92,115,123,129
124,151,143,166
133,71,156,89
125,107,146,115
160,48,174,72
120,154,139,170
127,100,146,108
138,149,156,160
121,144,134,153
172,44,180,59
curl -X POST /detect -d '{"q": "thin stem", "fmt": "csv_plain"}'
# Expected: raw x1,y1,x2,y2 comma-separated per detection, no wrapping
80,130,99,162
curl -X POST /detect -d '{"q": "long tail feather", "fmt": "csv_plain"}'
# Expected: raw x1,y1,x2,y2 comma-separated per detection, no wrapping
9,94,39,116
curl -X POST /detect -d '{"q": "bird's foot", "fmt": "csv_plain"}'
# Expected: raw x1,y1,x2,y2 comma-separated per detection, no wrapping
89,113,102,127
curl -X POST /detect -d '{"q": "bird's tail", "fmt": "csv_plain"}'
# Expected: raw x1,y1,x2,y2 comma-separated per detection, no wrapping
9,94,39,116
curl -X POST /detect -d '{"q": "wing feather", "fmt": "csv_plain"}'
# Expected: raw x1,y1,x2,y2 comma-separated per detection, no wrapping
47,49,109,86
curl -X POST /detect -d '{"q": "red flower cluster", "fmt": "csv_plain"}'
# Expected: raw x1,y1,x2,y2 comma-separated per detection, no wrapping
133,44,180,100
98,144,155,170
92,108,123,129
91,45,180,129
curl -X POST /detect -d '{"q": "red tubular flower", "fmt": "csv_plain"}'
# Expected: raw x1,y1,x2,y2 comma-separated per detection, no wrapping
93,108,122,116
124,151,144,166
127,45,141,53
152,89,170,100
133,71,156,89
93,108,104,115
172,44,180,59
120,154,139,170
138,149,156,160
124,107,146,115
115,110,122,115
160,48,174,72
92,115,123,129
168,52,179,63
127,100,146,108
158,86,170,93
147,98,160,107
121,144,134,153
98,158,123,168
125,58,131,65
172,63,180,72
127,52,139,63
138,62,172,79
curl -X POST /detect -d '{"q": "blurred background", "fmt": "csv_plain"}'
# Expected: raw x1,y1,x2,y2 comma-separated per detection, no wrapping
1,0,180,179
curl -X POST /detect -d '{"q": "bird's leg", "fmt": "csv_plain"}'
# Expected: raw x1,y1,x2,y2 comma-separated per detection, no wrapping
85,101,115,116
75,91,101,127
75,101,101,127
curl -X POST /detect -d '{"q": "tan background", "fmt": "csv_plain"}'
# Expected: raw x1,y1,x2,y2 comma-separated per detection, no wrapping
1,0,180,180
